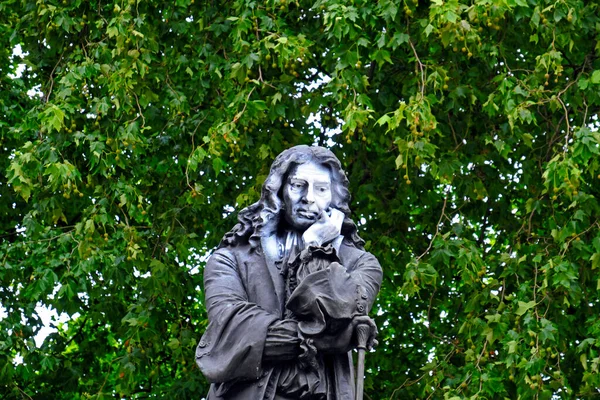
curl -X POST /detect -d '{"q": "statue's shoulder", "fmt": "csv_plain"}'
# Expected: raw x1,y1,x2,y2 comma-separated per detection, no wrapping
210,242,255,263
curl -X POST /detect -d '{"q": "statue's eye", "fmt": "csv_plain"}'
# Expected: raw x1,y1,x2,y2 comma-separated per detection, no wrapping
316,185,329,193
290,181,304,190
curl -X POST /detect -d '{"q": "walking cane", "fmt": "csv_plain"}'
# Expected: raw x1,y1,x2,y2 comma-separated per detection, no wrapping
355,324,370,400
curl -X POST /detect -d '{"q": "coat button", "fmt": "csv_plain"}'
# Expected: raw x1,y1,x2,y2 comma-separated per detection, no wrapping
357,304,365,312
198,340,207,348
361,293,368,300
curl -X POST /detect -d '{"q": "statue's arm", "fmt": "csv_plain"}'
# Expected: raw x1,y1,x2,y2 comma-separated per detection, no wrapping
292,245,383,311
286,246,383,354
348,251,383,312
263,319,301,361
196,248,279,383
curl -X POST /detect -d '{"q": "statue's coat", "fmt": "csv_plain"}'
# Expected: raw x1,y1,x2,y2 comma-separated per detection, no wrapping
196,239,382,400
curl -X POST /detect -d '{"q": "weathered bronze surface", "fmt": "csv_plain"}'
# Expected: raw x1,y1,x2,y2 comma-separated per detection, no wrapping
196,145,382,400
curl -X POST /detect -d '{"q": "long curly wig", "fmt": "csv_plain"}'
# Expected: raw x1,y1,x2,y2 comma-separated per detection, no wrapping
219,145,364,250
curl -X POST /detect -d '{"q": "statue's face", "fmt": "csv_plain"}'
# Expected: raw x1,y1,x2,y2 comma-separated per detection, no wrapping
282,161,332,231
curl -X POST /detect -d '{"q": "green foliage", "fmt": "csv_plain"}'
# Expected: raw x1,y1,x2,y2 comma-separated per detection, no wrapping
1,0,600,398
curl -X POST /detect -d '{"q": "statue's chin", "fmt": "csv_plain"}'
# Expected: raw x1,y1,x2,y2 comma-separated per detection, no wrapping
287,219,313,233
283,213,315,233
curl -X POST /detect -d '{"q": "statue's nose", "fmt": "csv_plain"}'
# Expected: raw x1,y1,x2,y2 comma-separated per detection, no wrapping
303,186,316,203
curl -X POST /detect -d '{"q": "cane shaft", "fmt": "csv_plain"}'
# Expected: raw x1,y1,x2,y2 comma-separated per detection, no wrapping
356,349,366,400
355,324,370,400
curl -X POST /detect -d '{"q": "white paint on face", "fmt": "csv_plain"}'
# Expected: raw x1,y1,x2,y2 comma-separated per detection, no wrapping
282,161,332,231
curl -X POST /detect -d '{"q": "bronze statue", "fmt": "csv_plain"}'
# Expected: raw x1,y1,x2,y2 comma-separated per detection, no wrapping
196,145,382,400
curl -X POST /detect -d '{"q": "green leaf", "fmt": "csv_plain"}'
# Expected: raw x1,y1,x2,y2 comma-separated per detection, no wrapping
581,353,588,370
591,253,600,270
444,11,458,23
40,104,65,133
424,24,434,36
376,114,391,127
212,157,226,176
540,319,557,343
515,301,536,316
40,355,56,371
395,154,404,169
259,144,271,160
390,32,409,50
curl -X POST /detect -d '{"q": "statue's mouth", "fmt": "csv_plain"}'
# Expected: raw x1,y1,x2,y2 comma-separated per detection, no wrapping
297,210,318,220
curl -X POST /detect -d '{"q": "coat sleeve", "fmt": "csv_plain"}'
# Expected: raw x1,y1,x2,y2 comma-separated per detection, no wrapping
196,248,279,383
348,251,383,314
286,245,383,336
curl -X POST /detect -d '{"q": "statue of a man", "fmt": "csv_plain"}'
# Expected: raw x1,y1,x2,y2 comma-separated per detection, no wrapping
196,145,382,400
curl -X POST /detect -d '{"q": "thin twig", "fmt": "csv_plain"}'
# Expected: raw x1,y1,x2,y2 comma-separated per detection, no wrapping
185,115,208,190
582,97,589,127
14,384,33,400
447,113,459,148
390,349,456,399
560,221,599,257
45,52,64,103
408,39,425,98
233,87,256,123
96,357,121,397
558,96,571,153
132,91,146,127
417,197,447,260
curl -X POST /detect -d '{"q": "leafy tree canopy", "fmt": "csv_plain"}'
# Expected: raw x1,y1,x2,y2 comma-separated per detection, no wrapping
1,0,600,398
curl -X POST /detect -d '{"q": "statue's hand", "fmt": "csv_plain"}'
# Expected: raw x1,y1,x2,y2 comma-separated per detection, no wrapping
263,319,301,361
351,315,379,351
302,208,344,247
311,315,378,354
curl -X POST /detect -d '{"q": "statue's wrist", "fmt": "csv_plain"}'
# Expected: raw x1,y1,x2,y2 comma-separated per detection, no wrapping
301,231,322,247
297,243,337,263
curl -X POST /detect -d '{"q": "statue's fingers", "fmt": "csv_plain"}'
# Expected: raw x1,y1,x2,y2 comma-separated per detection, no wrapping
368,324,378,343
359,316,377,331
371,319,379,336
330,208,345,222
354,315,374,325
362,317,378,346
368,338,379,351
329,208,345,230
318,210,331,222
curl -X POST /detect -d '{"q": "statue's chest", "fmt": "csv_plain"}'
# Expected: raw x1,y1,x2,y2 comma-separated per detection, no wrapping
240,256,286,317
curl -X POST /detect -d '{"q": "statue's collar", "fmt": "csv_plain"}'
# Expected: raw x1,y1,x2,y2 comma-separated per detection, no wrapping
261,230,303,263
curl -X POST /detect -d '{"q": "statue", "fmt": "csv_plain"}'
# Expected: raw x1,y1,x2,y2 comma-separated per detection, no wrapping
196,145,382,400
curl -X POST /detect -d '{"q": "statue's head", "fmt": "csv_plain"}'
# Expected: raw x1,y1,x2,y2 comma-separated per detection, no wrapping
280,160,333,232
220,145,364,249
